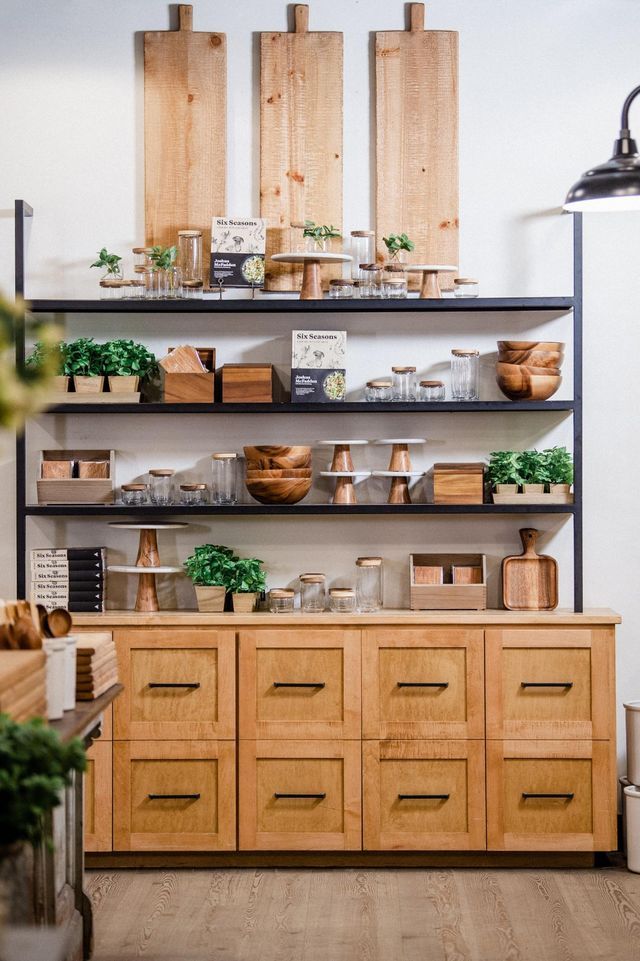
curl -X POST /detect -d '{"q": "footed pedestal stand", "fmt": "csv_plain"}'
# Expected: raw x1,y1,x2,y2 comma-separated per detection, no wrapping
108,522,186,612
372,439,426,504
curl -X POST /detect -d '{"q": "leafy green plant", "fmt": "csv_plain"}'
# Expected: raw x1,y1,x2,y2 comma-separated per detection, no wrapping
0,714,86,849
227,557,266,595
518,450,551,486
0,296,63,429
382,233,415,259
149,245,178,271
486,450,524,488
25,339,67,376
102,340,157,378
544,446,574,486
63,337,103,377
302,221,341,248
90,247,122,276
183,544,238,588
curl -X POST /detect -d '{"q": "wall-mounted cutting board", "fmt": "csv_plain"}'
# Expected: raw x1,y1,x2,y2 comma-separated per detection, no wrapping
260,5,343,291
375,3,458,290
144,5,226,281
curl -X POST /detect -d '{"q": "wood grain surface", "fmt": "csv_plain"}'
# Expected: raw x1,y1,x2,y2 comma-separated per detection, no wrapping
144,5,226,279
375,3,458,289
260,5,343,291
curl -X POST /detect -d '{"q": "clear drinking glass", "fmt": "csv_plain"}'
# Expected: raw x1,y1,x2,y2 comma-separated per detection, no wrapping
269,589,295,613
149,469,174,505
178,230,203,286
392,366,417,401
355,556,383,612
179,483,208,506
211,452,238,505
350,231,375,283
300,573,326,612
451,349,480,400
328,588,356,613
419,380,446,401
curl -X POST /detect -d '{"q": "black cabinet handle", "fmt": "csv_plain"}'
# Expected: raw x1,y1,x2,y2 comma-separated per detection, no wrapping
273,682,325,689
148,793,201,800
397,681,449,688
522,792,574,800
148,682,201,689
520,682,573,689
398,793,450,800
274,792,326,800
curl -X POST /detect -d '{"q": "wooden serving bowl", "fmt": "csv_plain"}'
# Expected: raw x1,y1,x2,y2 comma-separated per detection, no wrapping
245,475,312,505
498,349,564,368
496,361,561,378
497,340,565,352
244,445,312,470
245,468,312,479
497,370,562,401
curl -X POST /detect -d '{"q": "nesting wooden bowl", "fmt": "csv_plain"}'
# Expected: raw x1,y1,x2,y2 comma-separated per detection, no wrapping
498,348,564,368
243,446,313,503
246,468,312,479
244,445,312,470
496,341,564,401
245,475,312,505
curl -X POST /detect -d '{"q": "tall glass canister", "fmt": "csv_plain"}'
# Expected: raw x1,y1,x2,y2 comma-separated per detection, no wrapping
299,573,326,612
211,452,238,505
149,468,174,505
451,349,480,400
355,556,383,612
350,231,375,283
178,230,203,288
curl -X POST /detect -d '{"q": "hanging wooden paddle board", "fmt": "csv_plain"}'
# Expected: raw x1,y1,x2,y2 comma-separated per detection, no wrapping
260,5,343,291
144,5,226,281
375,3,458,290
502,529,559,611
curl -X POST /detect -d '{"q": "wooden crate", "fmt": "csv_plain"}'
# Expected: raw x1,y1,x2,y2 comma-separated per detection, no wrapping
433,463,485,504
220,364,281,404
37,450,114,505
410,553,487,610
163,347,216,404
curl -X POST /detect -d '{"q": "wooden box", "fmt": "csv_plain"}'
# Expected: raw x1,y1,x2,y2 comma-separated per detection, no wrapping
37,450,114,504
163,347,216,404
433,463,485,504
220,364,281,404
410,553,487,610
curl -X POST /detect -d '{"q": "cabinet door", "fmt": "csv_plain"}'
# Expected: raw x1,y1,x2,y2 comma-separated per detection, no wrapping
362,628,484,739
114,629,235,740
239,740,361,850
363,739,485,851
239,629,361,739
487,740,616,852
84,740,112,852
114,740,236,852
486,628,615,740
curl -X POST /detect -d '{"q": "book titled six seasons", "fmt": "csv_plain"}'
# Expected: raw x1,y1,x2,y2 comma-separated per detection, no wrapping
210,218,266,288
30,547,106,613
291,330,347,403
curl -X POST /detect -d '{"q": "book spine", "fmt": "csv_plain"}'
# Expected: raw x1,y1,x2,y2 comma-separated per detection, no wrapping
68,601,105,612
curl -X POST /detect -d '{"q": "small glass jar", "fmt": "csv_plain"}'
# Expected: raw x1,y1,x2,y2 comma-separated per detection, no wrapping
148,269,167,299
133,247,154,271
350,231,375,283
355,556,383,612
125,278,145,299
149,468,174,505
300,573,326,612
211,452,238,506
269,588,295,614
166,265,183,299
382,263,408,299
99,279,123,300
392,366,417,402
179,483,208,506
419,379,446,401
365,379,393,402
178,230,203,286
329,588,356,613
121,483,148,506
454,277,479,298
359,263,383,298
328,278,354,299
182,280,204,299
451,349,480,401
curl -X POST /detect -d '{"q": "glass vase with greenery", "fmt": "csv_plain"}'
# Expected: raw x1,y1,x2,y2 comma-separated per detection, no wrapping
90,248,123,294
149,245,180,298
102,339,157,393
184,544,239,612
302,221,341,253
63,337,104,392
382,232,415,263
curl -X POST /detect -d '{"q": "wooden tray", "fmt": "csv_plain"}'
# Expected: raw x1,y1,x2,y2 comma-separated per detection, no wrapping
37,450,114,504
52,393,141,405
0,651,46,695
492,492,574,505
410,553,486,610
502,529,558,611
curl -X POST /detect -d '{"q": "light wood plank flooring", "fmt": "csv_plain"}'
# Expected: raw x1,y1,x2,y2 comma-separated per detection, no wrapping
87,867,640,960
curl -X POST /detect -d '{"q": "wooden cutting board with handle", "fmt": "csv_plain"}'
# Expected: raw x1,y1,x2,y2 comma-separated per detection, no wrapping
260,5,343,291
144,5,226,280
375,3,458,290
502,529,558,611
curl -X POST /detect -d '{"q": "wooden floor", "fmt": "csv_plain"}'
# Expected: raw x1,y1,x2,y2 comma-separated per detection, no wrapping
88,867,640,961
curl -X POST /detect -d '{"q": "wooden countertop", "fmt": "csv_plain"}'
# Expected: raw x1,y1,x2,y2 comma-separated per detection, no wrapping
49,684,123,742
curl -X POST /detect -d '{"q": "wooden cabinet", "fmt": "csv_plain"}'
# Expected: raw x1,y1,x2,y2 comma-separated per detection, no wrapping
239,628,361,739
239,740,361,850
84,740,112,852
114,740,236,851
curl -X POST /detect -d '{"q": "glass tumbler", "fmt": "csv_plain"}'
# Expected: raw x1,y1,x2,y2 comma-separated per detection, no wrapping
451,349,480,400
355,556,383,612
300,573,326,612
149,468,174,505
392,366,417,401
211,452,238,505
419,379,446,401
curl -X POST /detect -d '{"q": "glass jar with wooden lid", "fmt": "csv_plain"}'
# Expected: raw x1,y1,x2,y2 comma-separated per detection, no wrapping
328,278,354,299
450,349,480,400
453,277,479,298
328,587,356,613
391,366,417,402
177,230,203,286
99,278,125,301
365,379,393,402
211,452,238,506
121,483,148,506
350,231,375,282
382,262,408,299
355,556,383,612
299,572,326,612
269,588,295,614
148,468,175,505
359,263,383,299
179,483,208,506
419,379,446,401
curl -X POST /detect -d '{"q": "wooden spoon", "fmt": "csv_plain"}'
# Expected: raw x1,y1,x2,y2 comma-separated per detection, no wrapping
46,608,73,637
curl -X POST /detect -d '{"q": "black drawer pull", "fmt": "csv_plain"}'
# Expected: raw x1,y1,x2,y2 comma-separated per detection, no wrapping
398,793,450,800
520,682,573,689
148,793,201,801
397,681,449,688
274,792,326,800
148,682,201,689
522,792,574,800
273,682,326,689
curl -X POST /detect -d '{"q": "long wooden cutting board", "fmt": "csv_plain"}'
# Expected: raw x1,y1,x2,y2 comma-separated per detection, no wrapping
260,5,343,291
144,5,226,279
375,3,458,289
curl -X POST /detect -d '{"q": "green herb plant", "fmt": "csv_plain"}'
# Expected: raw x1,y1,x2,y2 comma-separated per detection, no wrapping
302,221,341,249
63,337,103,377
183,544,239,589
0,714,86,850
102,340,157,379
382,233,415,260
25,339,67,376
518,450,551,486
90,248,122,277
486,450,524,488
149,245,178,271
227,557,266,595
0,296,62,429
544,446,574,486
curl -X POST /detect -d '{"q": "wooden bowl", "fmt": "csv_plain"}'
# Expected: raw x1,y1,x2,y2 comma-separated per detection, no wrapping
497,340,565,352
245,475,312,505
245,468,312,479
498,349,564,368
497,370,562,401
496,361,561,378
244,446,312,470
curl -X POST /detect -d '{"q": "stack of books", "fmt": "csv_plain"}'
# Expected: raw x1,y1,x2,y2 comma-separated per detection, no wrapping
76,633,118,700
30,548,106,612
0,650,46,720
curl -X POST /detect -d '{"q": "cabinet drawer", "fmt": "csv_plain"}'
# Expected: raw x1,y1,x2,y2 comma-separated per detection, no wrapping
363,740,485,850
486,628,615,739
487,740,616,851
239,629,361,739
114,629,235,740
362,628,484,739
84,740,112,852
114,740,235,851
239,740,361,850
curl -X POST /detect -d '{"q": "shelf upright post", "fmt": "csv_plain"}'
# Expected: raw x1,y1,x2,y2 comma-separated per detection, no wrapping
15,199,33,598
572,212,583,612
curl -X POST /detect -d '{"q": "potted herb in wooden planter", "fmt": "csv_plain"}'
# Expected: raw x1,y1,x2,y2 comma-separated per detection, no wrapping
25,339,68,392
545,445,574,495
184,543,238,612
382,232,415,263
302,220,341,253
102,339,157,394
486,450,523,496
519,449,550,495
228,556,266,613
63,337,104,393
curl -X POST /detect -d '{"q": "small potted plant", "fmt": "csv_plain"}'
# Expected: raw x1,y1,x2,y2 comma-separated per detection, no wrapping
544,446,574,494
102,339,157,393
149,245,180,298
63,337,104,393
302,220,341,253
25,339,68,392
90,247,123,294
519,449,550,494
382,232,415,263
486,450,523,495
228,556,266,613
183,544,238,612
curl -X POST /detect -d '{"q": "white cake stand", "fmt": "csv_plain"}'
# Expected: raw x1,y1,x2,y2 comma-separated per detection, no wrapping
319,470,371,505
405,264,458,299
271,252,352,300
108,522,187,612
372,439,427,504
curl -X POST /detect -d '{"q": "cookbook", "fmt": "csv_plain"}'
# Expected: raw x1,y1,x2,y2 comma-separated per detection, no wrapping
210,218,266,288
291,330,347,403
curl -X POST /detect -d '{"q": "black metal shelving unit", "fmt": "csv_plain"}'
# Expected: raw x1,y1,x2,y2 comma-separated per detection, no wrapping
14,199,583,608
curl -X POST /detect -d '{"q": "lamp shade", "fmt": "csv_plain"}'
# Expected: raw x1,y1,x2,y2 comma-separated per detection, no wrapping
564,150,640,212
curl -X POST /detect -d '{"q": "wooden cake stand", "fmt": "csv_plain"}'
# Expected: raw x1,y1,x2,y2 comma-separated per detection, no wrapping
318,439,370,504
405,264,458,299
372,438,426,504
271,252,352,300
108,522,186,612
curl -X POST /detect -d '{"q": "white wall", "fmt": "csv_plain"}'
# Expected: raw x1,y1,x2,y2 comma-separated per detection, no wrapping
1,0,639,760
